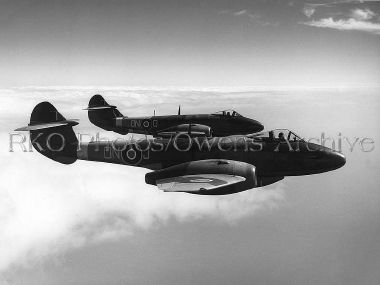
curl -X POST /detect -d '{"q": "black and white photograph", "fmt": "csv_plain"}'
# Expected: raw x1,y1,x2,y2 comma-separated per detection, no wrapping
0,1,379,284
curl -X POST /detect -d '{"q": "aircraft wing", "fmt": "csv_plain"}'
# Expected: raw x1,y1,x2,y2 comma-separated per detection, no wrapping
156,174,246,193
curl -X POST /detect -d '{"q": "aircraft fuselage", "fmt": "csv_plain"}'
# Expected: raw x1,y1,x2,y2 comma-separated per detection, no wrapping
77,135,345,181
114,114,263,136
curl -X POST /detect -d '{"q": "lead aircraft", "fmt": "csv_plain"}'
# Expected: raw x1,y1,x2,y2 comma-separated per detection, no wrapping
16,102,346,195
85,94,264,137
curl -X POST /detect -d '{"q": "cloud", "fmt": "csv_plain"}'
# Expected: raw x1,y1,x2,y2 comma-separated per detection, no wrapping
218,9,277,26
0,88,285,273
233,9,247,16
230,9,258,19
350,8,376,20
303,6,316,18
303,17,380,34
0,148,283,273
306,0,380,7
301,0,380,34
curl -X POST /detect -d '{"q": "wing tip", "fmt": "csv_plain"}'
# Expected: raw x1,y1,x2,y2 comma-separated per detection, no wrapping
14,126,29,131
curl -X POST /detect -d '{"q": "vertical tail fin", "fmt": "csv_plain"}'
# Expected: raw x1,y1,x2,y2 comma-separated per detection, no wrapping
15,102,78,164
85,94,127,135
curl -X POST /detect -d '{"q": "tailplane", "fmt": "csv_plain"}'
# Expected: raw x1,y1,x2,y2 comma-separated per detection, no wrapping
15,102,78,164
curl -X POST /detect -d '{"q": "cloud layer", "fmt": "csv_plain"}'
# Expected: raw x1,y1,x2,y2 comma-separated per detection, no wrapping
0,88,284,274
304,17,380,34
302,3,380,35
0,152,283,272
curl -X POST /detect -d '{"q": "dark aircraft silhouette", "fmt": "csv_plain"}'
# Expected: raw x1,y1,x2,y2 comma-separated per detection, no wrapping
16,102,346,195
85,94,264,137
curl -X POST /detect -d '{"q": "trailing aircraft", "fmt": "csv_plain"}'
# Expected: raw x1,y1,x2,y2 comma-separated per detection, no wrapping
15,102,346,195
85,94,264,137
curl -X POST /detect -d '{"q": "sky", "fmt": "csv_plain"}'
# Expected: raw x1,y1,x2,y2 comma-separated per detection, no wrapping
0,0,379,87
0,1,380,285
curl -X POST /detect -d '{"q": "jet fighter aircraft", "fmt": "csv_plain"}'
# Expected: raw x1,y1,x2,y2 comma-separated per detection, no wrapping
85,94,264,137
16,102,346,195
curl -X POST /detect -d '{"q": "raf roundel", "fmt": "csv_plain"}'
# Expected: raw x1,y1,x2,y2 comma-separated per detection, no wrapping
143,120,150,128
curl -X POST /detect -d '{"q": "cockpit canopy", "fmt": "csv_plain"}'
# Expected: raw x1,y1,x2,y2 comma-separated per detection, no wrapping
212,109,242,117
250,129,303,142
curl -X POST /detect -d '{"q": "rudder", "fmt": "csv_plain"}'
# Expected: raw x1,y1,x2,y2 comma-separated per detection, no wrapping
86,94,127,135
17,102,78,164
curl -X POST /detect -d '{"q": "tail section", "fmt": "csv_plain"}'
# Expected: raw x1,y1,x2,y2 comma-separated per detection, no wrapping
85,94,127,135
16,102,78,164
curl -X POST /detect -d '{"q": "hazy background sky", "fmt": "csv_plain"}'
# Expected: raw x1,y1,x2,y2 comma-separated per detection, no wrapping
0,1,380,285
0,0,380,87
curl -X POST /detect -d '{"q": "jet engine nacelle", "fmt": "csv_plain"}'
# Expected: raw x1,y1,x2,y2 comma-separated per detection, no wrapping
257,176,284,187
157,124,212,137
145,159,257,195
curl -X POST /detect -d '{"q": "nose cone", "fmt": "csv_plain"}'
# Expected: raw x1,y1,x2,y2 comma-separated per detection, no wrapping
331,151,346,169
254,120,264,132
320,148,346,172
302,143,346,174
244,118,264,133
